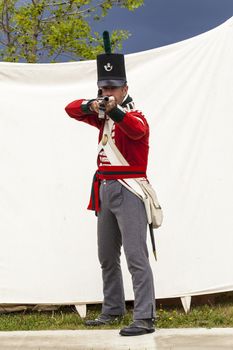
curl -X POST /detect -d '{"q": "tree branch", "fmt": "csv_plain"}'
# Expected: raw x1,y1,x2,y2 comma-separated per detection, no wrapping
41,0,121,22
1,3,9,36
45,1,70,6
3,0,12,45
0,38,7,46
52,46,64,60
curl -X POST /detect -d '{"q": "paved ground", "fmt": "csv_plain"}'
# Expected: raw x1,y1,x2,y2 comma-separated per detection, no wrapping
0,328,233,350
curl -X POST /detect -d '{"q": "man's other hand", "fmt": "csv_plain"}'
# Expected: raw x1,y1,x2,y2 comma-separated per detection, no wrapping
89,100,100,114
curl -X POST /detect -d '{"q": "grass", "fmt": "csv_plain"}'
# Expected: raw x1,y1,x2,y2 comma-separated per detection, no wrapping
1,296,233,331
157,304,233,328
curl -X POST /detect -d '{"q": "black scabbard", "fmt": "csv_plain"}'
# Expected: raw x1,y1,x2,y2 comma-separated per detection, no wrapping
149,223,157,261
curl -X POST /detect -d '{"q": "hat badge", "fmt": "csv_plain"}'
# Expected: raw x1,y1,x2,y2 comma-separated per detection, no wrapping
104,62,113,72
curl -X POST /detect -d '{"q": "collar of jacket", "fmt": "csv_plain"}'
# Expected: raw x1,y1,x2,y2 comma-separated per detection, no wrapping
121,94,133,107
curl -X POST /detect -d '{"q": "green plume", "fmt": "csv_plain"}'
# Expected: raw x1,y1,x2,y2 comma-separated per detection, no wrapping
103,31,111,54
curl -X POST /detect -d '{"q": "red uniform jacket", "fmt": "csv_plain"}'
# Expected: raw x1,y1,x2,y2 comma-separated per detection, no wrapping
65,95,149,170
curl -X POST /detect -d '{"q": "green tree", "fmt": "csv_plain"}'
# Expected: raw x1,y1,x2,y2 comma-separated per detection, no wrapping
0,0,144,63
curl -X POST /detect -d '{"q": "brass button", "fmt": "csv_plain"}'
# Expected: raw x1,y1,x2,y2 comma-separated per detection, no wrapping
102,134,108,146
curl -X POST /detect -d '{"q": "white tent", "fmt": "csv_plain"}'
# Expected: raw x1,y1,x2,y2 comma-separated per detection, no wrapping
0,17,233,315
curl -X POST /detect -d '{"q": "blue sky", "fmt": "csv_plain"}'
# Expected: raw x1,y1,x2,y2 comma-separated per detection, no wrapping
92,0,233,54
1,0,233,62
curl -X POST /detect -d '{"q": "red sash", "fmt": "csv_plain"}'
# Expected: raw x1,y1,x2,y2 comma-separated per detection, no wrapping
87,165,147,213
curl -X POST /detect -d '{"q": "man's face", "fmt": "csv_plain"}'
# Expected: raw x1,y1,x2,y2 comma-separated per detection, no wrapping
100,85,128,105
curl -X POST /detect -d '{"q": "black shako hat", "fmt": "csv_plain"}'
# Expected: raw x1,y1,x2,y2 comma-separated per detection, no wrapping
97,31,127,87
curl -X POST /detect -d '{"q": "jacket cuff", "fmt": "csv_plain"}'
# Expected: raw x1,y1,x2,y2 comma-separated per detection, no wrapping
81,99,95,114
108,105,126,123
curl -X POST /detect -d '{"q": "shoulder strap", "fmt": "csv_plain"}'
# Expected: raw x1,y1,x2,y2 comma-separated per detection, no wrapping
98,119,146,199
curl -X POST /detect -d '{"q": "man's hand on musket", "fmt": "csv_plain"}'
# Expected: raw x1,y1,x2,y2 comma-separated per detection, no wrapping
104,96,117,113
90,96,117,114
89,100,100,114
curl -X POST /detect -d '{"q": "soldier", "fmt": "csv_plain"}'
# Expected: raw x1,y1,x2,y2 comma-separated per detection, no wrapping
65,32,156,336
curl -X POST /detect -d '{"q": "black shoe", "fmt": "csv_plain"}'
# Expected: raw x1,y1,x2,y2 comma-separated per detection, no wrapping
119,319,155,336
85,313,122,326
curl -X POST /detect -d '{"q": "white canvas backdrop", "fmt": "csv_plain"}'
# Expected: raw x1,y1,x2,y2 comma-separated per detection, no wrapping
0,17,233,304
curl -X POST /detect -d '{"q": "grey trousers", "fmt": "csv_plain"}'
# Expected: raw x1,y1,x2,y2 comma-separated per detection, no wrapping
97,179,155,320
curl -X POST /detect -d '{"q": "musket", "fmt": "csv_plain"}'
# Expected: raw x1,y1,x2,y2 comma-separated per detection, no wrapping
97,88,109,119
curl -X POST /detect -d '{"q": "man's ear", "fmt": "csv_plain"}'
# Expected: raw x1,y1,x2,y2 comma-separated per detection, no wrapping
123,85,128,95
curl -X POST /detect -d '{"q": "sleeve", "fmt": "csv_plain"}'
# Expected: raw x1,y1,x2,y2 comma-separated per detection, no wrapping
108,105,149,140
65,99,102,129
